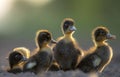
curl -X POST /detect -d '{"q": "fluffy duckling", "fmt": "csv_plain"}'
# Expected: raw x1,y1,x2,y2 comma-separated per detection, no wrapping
23,30,56,74
7,47,30,74
77,26,116,73
53,18,84,71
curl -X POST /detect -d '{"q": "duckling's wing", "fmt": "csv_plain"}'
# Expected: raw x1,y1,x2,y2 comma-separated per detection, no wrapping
38,51,53,67
23,51,53,73
95,46,113,73
23,58,37,70
77,54,96,72
71,48,83,68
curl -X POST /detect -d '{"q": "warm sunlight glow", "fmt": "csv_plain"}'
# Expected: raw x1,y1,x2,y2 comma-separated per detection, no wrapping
0,0,15,35
0,0,14,19
25,0,53,6
0,0,54,35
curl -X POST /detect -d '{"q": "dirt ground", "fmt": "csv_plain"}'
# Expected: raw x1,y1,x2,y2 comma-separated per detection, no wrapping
0,40,120,77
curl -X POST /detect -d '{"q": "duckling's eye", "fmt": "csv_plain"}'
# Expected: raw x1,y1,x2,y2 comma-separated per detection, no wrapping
15,55,19,58
15,54,22,60
47,35,50,38
100,31,106,35
46,34,51,40
64,24,69,28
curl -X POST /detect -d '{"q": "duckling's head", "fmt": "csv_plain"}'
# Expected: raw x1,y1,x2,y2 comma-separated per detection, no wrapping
8,52,26,69
8,47,30,69
36,30,56,48
92,26,116,43
13,47,30,59
61,18,76,35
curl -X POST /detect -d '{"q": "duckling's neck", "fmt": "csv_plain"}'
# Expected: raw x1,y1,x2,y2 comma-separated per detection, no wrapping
64,33,73,38
40,44,52,53
12,62,24,69
63,33,74,43
39,43,48,49
95,41,108,47
39,43,51,51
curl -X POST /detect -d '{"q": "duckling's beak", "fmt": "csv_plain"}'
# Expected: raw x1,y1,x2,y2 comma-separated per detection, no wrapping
106,33,116,40
69,26,76,31
50,39,57,44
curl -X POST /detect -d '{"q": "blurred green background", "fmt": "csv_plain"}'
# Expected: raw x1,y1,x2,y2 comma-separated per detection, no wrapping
0,0,119,67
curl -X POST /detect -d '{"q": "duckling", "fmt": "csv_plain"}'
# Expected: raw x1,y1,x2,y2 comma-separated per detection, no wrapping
53,18,84,71
77,26,116,73
7,47,30,74
23,30,56,74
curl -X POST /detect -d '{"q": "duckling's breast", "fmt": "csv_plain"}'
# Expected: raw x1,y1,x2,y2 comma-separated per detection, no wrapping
54,39,82,70
95,45,113,61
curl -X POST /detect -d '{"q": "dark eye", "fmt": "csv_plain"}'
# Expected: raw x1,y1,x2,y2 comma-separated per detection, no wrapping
15,54,21,60
42,34,45,37
15,55,19,58
47,35,50,38
64,24,69,28
100,31,106,35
